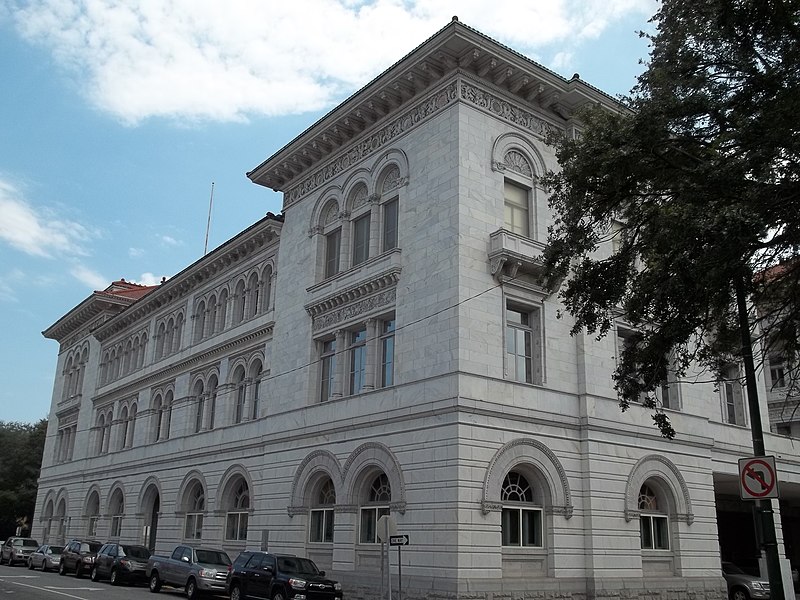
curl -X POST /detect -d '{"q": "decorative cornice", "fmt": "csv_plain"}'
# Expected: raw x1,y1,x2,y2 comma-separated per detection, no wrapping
312,289,396,333
283,82,458,208
305,266,401,318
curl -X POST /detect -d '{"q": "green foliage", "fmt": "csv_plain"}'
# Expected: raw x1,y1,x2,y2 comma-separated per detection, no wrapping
0,420,47,539
540,0,800,437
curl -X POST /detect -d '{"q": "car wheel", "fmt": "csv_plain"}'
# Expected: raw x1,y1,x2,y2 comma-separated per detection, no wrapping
731,588,750,600
75,563,83,578
230,583,245,600
59,561,66,575
186,578,198,600
272,589,286,600
149,571,162,593
0,554,5,566
28,559,34,570
110,568,120,586
90,565,99,582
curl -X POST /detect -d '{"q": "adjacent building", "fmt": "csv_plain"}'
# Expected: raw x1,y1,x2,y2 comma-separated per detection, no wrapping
34,19,800,600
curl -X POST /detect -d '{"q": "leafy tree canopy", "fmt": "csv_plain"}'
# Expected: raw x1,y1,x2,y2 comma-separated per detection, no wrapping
540,0,800,437
0,420,47,539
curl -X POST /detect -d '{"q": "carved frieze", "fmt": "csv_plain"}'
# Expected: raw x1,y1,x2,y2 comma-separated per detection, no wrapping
312,289,396,332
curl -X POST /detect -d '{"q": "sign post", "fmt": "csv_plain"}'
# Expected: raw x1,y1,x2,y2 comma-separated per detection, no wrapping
377,516,397,600
390,535,409,600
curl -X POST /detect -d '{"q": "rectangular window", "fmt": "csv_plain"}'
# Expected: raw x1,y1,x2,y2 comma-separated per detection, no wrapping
504,180,530,237
722,365,745,425
770,358,786,389
506,304,542,384
349,328,368,394
640,515,669,549
320,339,336,402
325,228,341,278
352,214,370,266
110,516,122,538
380,318,396,388
309,508,334,543
359,506,390,544
501,507,542,547
184,513,203,540
616,327,647,403
87,516,99,538
383,199,398,251
225,512,248,541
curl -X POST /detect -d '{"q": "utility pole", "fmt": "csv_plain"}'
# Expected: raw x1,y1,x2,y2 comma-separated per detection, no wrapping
736,277,784,600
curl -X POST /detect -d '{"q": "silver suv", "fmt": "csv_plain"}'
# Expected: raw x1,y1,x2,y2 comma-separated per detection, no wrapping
722,561,770,600
0,537,40,567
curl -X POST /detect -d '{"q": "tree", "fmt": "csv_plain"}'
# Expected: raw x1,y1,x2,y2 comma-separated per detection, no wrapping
540,0,800,439
0,420,47,540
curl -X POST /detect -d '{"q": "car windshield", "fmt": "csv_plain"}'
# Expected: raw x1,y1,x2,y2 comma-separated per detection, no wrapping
13,540,38,548
195,550,231,566
278,557,320,576
121,546,151,560
49,546,64,554
81,542,102,553
723,563,746,575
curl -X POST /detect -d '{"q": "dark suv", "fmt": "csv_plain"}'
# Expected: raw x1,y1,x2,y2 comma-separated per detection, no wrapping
91,542,151,585
227,551,343,600
59,539,103,578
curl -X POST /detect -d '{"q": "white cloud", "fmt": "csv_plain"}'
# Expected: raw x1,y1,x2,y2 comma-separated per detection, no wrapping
160,235,180,247
133,272,166,286
0,268,25,303
128,247,145,258
0,178,95,258
69,263,108,290
8,0,655,124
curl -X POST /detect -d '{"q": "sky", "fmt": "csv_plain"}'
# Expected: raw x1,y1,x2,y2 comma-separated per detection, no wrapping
0,0,657,424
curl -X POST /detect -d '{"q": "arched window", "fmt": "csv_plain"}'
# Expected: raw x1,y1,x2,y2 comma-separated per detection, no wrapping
261,266,273,312
102,410,112,453
208,295,218,335
156,322,166,358
184,481,205,540
501,471,542,547
96,414,106,455
165,317,176,355
234,280,246,324
85,491,100,537
174,313,184,352
128,404,137,447
55,499,67,544
233,366,246,423
218,289,229,331
163,390,173,439
118,406,129,451
247,272,260,319
153,394,164,442
123,340,132,374
350,183,371,267
109,488,124,538
310,477,336,544
359,473,391,544
250,360,263,420
225,477,250,541
43,500,54,543
639,483,669,550
194,300,206,342
193,380,205,433
208,375,218,430
139,333,148,369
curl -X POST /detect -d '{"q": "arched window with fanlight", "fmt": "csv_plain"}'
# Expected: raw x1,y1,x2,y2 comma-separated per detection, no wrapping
359,473,391,544
501,470,542,547
310,477,336,544
184,481,205,540
639,483,669,550
224,477,250,541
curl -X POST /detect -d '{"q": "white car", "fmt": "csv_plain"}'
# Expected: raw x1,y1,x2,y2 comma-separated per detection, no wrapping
28,544,63,572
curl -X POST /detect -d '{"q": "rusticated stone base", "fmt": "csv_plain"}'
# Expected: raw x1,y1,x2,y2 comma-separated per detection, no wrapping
335,575,727,600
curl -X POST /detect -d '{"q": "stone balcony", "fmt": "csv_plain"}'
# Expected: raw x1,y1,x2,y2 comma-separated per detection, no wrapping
488,229,547,282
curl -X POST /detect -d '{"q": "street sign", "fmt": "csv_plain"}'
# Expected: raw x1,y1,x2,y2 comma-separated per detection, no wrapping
389,534,409,546
738,455,779,500
376,515,397,542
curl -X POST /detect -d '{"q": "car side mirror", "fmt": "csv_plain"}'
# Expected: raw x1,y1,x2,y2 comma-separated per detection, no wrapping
319,571,326,576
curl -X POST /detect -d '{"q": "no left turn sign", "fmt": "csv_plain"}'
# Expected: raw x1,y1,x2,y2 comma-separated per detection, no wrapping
738,456,779,500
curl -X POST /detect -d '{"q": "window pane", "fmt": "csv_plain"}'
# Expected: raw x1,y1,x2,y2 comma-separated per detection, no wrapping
653,516,669,549
521,509,542,547
640,516,653,549
310,510,324,543
325,229,341,277
353,215,370,265
502,508,520,546
323,509,334,543
383,199,398,251
504,181,529,237
360,508,376,543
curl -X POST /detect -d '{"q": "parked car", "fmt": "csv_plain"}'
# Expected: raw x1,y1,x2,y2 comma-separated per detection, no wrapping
27,544,63,572
91,542,151,585
226,551,343,600
0,537,40,566
722,561,770,600
147,544,231,599
59,539,103,578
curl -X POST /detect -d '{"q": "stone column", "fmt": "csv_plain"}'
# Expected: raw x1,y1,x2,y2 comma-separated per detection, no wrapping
368,195,381,258
332,506,357,573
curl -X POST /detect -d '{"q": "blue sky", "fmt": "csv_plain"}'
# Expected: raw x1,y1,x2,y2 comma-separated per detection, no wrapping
0,0,656,424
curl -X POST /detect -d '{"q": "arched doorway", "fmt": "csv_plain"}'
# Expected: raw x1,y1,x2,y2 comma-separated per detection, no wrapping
141,484,160,552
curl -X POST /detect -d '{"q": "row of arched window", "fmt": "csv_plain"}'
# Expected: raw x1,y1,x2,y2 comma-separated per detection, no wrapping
99,330,148,386
62,345,89,401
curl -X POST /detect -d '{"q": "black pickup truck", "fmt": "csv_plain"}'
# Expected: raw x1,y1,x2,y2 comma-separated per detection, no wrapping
226,551,343,600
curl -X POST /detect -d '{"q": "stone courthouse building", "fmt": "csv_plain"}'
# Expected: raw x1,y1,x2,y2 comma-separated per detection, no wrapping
34,18,800,600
